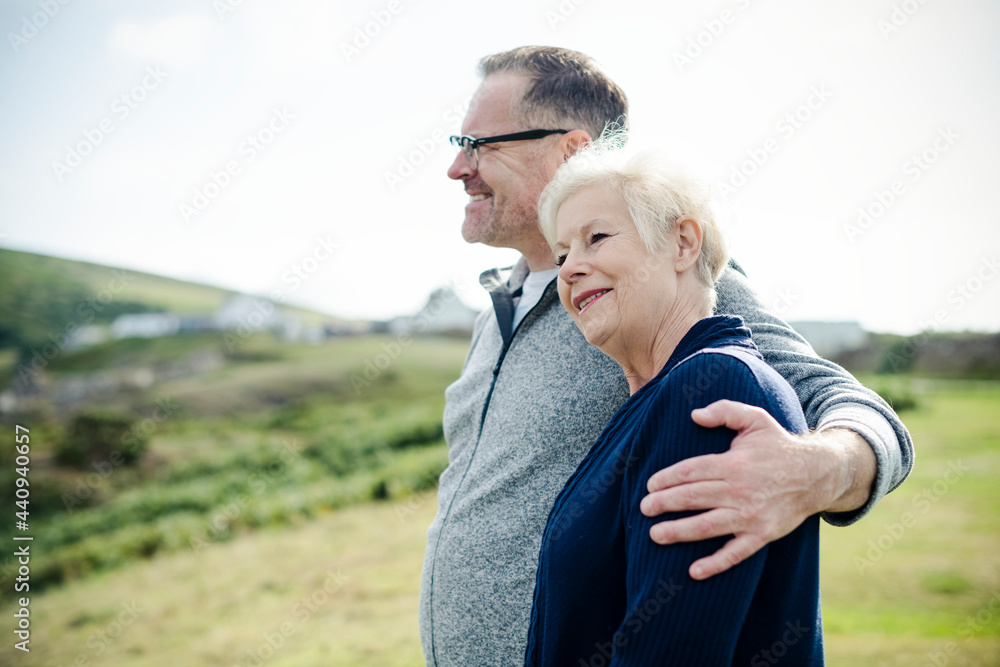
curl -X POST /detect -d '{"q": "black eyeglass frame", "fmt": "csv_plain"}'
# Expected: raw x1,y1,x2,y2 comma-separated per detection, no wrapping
449,129,569,169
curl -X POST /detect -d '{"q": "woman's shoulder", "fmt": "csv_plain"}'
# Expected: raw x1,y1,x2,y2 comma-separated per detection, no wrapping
648,345,807,433
656,344,764,393
621,349,766,462
675,345,777,387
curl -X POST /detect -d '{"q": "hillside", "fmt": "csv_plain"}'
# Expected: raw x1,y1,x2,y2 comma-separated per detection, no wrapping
0,248,350,363
0,248,240,314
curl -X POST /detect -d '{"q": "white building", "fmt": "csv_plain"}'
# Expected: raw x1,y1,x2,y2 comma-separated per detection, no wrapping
789,321,868,357
111,313,181,339
213,294,282,331
66,324,110,349
408,287,479,336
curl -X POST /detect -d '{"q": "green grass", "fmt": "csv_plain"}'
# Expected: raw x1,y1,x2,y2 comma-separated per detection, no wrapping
1,341,997,665
0,497,438,667
819,380,1000,665
0,336,463,592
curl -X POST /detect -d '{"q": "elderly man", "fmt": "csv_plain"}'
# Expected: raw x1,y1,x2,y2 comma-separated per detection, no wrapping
419,46,912,667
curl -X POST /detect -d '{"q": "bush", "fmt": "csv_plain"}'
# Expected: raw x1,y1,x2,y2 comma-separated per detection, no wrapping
873,386,921,413
877,339,918,374
55,410,148,469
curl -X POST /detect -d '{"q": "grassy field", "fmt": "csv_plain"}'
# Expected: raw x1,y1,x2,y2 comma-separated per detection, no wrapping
819,379,1000,665
1,337,998,665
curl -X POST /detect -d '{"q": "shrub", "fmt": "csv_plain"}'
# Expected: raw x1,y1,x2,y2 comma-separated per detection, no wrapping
874,385,921,413
877,338,917,374
55,410,148,469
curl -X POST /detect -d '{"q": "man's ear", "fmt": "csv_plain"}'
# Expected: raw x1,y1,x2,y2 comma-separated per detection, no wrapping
561,129,591,161
674,216,704,272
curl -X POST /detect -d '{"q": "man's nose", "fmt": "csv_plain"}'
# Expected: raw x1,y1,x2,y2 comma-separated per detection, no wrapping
447,150,474,180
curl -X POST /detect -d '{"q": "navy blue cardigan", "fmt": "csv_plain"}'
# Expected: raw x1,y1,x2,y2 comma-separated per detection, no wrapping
524,316,824,666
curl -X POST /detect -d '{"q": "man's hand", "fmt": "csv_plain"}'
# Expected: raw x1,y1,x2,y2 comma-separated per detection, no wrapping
639,399,877,580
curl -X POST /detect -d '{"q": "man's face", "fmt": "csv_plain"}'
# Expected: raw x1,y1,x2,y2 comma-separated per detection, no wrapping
448,73,562,251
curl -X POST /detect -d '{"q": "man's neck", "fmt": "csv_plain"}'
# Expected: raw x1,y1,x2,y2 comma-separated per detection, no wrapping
520,238,558,273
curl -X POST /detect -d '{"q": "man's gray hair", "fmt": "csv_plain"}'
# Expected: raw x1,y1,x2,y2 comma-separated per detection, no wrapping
477,46,628,140
538,132,729,310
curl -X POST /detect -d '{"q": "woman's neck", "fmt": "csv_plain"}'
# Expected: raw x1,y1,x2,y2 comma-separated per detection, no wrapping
610,294,711,395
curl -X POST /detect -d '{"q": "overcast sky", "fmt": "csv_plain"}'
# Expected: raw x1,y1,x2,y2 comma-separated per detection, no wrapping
1,0,998,334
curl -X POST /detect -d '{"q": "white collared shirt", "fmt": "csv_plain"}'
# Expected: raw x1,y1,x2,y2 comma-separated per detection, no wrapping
512,269,559,330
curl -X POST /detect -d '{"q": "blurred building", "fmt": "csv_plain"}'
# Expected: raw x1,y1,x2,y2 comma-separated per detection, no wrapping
409,287,479,336
66,324,110,350
112,313,181,339
789,321,868,357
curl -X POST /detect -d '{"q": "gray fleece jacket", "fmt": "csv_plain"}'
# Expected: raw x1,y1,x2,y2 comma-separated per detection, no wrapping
418,259,913,667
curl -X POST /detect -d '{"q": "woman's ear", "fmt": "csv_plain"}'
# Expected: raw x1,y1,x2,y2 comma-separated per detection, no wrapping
674,216,703,273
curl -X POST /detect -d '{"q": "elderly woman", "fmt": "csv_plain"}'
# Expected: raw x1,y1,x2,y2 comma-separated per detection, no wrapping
523,144,824,666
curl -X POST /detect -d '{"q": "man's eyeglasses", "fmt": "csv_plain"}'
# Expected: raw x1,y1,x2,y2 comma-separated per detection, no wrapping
449,129,569,170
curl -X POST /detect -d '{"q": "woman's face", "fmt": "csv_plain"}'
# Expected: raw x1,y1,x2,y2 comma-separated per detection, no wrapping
554,184,680,355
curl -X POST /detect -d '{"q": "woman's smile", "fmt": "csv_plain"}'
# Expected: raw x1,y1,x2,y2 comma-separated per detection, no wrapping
574,288,612,315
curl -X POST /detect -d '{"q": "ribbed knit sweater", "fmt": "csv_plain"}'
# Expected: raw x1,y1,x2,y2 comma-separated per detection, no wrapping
524,316,823,666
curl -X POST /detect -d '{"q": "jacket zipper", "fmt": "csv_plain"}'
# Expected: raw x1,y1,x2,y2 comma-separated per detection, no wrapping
428,282,556,666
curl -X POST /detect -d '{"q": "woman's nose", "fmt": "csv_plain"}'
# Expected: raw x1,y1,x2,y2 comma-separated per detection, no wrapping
558,250,588,283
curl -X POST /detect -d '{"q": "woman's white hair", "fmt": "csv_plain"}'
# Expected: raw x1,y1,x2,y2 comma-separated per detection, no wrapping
538,130,729,310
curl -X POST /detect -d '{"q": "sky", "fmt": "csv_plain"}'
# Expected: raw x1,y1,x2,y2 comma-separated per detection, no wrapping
1,0,998,334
